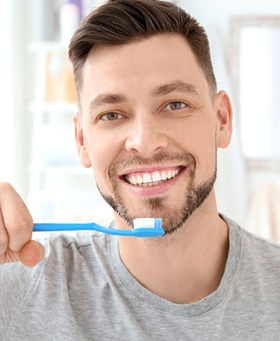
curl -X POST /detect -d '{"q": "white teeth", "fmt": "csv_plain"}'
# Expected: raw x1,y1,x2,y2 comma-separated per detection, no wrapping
143,173,152,183
161,170,167,180
167,169,172,179
126,168,181,186
131,175,137,185
136,175,143,184
151,171,161,182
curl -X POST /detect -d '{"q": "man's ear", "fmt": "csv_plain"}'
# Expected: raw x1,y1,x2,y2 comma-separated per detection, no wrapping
73,113,91,168
215,90,233,149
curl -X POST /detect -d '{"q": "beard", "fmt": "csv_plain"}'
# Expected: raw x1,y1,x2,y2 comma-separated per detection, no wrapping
96,151,217,235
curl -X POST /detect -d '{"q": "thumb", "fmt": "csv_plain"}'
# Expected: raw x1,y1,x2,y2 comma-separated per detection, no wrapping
19,240,45,267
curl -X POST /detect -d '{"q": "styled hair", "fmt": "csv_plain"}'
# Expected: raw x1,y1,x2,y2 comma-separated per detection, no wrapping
69,0,217,101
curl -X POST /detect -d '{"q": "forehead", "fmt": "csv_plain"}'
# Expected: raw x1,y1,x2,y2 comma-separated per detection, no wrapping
81,34,209,101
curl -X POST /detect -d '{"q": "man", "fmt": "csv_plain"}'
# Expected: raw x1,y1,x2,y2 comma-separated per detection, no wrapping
1,0,280,339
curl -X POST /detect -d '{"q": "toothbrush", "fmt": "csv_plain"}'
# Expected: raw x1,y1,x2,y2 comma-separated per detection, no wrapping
33,218,164,238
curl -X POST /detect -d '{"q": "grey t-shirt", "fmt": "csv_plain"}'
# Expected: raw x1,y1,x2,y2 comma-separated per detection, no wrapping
1,216,280,340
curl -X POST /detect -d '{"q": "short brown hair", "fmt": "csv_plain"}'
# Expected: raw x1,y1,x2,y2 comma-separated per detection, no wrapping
69,0,217,102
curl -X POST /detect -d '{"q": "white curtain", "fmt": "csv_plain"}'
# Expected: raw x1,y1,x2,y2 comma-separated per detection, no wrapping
240,27,280,159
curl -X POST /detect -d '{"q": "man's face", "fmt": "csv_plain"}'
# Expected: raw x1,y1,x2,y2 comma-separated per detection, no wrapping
75,34,232,233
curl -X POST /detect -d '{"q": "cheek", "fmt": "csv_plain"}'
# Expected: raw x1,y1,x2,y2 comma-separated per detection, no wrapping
86,136,119,184
181,120,217,176
177,118,215,149
197,136,217,179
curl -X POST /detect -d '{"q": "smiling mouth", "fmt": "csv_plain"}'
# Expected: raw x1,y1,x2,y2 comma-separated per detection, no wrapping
123,167,183,187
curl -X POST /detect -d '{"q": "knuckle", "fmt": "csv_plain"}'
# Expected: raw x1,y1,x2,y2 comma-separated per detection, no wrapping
0,182,14,193
0,244,7,255
0,254,5,265
10,217,33,233
0,234,8,254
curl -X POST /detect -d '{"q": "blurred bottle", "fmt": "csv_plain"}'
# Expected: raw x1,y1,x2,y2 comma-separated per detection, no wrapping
45,51,77,103
34,0,55,41
60,1,80,46
67,0,83,21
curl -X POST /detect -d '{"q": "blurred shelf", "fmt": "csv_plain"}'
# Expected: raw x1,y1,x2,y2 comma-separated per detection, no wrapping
27,42,95,222
37,164,91,175
246,158,280,172
29,41,67,52
29,102,77,113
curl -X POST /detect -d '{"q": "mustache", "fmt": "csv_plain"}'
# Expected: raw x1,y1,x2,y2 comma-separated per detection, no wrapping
109,152,196,176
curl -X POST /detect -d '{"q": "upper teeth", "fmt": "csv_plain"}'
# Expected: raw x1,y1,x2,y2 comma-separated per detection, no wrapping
125,168,180,186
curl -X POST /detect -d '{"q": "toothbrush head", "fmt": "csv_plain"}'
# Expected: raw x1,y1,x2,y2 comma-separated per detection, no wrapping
132,218,164,237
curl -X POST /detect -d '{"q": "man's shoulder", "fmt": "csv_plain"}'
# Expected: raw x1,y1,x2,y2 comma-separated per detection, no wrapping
229,218,280,272
223,214,280,274
239,224,280,257
224,215,280,252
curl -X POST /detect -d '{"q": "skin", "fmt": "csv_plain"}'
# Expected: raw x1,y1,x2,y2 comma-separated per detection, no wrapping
75,34,233,303
0,34,232,303
0,182,44,267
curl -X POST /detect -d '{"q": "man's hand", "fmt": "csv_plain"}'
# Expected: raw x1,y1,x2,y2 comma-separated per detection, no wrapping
0,182,45,267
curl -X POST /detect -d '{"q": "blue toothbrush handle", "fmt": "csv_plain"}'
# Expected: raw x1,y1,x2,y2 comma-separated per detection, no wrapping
33,221,164,237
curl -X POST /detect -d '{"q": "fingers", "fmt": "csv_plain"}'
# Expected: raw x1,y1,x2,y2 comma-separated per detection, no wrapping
0,182,33,251
19,240,45,267
0,209,8,255
0,182,45,267
0,240,45,267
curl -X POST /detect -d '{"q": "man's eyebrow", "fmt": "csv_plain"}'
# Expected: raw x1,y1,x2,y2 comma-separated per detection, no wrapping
89,93,127,111
151,81,200,98
88,81,199,112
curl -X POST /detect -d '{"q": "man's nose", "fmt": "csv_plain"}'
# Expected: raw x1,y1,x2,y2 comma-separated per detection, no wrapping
125,115,169,157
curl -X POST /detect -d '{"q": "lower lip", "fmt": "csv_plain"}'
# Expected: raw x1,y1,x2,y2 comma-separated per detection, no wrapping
121,168,185,197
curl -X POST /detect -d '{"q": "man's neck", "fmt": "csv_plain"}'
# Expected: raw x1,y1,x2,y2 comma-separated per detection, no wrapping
117,210,229,304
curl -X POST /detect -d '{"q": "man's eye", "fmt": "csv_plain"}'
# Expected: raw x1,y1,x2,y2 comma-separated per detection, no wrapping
100,112,124,121
165,101,186,111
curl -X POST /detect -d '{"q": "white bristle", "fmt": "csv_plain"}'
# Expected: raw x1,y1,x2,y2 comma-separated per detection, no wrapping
133,218,154,229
